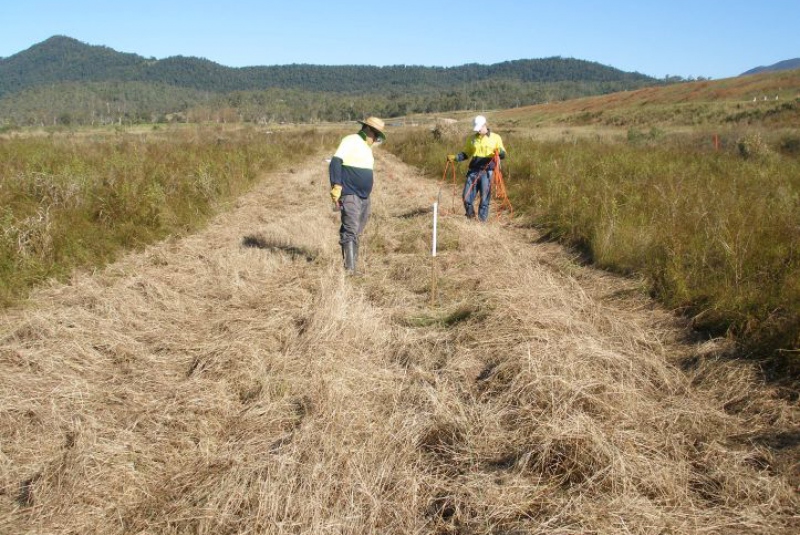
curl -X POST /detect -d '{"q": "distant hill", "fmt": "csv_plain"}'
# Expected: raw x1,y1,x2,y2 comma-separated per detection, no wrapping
0,35,665,126
0,36,656,98
741,58,800,76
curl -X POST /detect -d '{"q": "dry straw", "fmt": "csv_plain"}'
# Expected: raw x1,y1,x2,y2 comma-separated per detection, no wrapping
1,149,797,534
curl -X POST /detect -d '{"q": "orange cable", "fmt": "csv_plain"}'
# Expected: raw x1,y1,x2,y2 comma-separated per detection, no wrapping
439,160,459,215
440,149,514,222
490,150,514,221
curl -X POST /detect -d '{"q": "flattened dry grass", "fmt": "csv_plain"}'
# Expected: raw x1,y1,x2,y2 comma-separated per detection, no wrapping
1,150,798,534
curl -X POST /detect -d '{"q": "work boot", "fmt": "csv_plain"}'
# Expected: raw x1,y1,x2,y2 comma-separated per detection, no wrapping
342,241,356,274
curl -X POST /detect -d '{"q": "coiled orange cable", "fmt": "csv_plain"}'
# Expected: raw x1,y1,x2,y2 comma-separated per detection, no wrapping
440,150,513,221
490,150,514,221
439,160,459,215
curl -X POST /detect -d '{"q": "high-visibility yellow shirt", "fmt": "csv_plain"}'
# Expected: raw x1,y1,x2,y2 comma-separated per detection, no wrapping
329,133,374,198
459,131,506,171
463,131,505,158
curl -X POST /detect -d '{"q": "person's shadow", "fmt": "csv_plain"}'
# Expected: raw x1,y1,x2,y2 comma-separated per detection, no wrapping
242,234,317,262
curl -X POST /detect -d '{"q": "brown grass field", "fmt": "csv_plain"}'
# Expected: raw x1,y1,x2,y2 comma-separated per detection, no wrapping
1,143,798,533
392,69,799,136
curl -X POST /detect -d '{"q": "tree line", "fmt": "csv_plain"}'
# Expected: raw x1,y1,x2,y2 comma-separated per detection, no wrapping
0,35,673,127
0,78,672,128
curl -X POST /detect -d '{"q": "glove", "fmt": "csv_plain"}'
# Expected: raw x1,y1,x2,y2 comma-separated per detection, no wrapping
446,154,457,162
330,184,342,204
499,150,507,160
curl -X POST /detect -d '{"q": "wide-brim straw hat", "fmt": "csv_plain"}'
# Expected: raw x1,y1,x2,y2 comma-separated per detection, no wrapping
358,116,386,141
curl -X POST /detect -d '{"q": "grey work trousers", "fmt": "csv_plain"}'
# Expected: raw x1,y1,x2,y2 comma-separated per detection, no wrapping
339,194,371,245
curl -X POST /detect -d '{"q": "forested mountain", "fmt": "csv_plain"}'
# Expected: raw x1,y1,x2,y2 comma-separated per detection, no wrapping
0,35,665,126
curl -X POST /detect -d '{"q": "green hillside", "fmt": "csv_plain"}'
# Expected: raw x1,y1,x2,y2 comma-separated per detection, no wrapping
0,36,657,96
0,35,665,126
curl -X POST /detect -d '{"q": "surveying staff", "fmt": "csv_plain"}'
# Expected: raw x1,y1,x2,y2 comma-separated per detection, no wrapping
329,116,386,274
447,115,507,222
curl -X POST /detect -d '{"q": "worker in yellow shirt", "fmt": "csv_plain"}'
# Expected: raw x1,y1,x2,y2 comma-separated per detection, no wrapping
329,117,386,274
447,115,507,222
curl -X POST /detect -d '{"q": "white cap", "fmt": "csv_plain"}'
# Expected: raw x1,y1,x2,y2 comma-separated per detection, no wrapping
472,115,487,132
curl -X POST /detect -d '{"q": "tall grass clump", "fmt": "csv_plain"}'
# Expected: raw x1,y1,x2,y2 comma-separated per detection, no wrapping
386,127,800,366
0,126,325,305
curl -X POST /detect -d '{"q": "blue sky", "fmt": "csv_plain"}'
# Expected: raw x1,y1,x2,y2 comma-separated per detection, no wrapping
2,1,798,80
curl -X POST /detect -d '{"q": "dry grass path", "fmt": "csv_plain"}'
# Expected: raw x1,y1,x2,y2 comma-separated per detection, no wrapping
1,150,798,534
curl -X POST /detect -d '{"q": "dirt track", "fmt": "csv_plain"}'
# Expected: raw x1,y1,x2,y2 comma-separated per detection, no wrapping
1,149,798,534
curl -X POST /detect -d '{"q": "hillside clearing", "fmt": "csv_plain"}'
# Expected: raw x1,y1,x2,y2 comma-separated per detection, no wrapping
1,150,798,534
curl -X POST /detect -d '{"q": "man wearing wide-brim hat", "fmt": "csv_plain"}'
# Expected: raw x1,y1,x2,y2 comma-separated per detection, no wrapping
329,116,386,274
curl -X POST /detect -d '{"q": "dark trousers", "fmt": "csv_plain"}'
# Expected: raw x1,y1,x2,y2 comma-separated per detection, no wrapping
339,195,371,245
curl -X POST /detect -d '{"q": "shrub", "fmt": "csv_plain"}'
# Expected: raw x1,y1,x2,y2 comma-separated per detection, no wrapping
736,132,771,159
778,134,800,157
